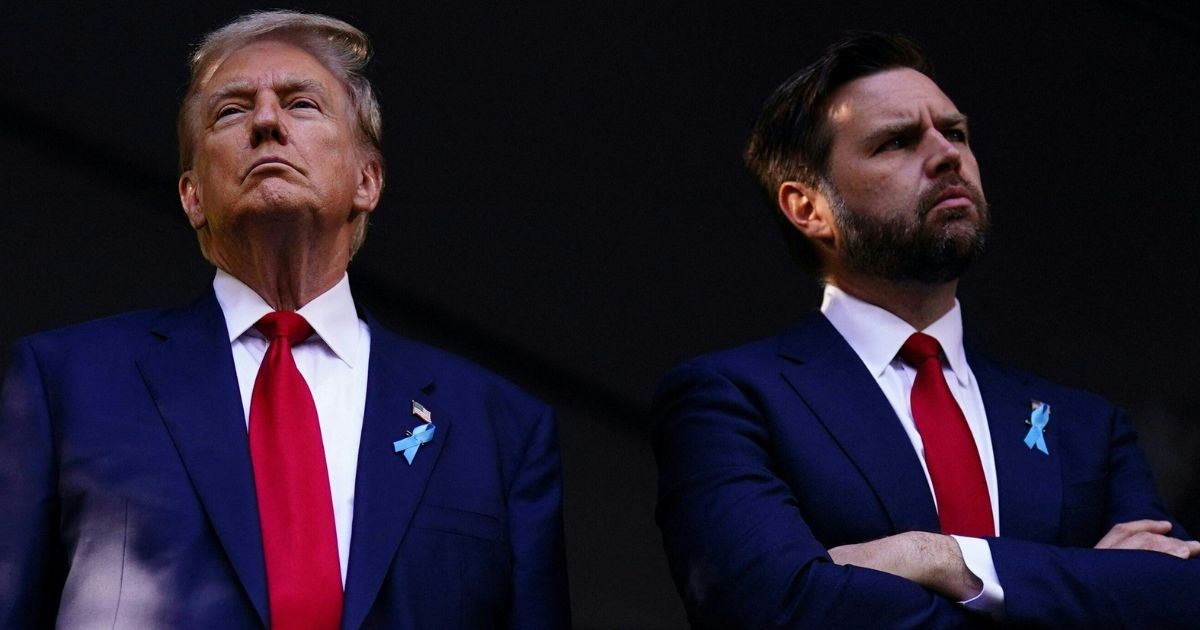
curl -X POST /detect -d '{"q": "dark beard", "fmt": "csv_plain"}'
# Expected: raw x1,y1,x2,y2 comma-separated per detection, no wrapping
832,176,990,285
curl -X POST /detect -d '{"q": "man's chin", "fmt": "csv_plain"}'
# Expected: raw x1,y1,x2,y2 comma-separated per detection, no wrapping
923,203,983,226
244,182,316,215
927,208,987,243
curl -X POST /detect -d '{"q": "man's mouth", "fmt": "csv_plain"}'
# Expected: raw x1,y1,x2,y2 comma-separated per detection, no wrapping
919,182,981,221
930,186,974,212
243,157,300,181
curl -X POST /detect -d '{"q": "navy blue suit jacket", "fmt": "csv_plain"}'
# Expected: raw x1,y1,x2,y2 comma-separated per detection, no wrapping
654,313,1199,628
0,290,569,629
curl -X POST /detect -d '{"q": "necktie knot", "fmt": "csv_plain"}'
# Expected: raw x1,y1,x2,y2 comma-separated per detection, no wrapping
255,311,313,346
899,332,941,367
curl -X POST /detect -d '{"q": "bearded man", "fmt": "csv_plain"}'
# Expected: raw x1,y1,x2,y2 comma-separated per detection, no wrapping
653,32,1200,628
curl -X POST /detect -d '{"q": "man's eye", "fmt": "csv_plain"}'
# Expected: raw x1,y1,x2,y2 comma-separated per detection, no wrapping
216,105,242,119
944,128,968,143
878,137,907,152
289,99,318,110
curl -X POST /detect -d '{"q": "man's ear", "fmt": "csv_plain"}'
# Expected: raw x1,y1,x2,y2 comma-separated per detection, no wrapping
352,157,383,214
178,171,206,229
778,180,834,243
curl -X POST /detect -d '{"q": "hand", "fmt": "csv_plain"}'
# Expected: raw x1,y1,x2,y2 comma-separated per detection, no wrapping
1094,520,1200,559
828,532,982,601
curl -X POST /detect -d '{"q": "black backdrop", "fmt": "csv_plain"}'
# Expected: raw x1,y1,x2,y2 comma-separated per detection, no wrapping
2,2,1197,627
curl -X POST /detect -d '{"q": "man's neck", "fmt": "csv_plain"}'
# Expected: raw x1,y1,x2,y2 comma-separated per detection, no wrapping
209,238,349,312
225,265,344,313
826,274,958,331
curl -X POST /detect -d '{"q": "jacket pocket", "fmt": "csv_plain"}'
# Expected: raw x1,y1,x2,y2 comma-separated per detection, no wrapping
412,504,504,542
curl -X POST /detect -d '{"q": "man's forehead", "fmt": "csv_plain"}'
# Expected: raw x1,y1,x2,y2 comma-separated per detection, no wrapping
200,39,339,95
827,68,961,129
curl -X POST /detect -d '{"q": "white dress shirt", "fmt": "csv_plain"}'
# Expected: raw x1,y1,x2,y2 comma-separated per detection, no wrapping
820,283,1003,611
213,269,371,587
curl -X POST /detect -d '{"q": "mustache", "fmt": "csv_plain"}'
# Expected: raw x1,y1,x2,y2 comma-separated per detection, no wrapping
917,176,987,220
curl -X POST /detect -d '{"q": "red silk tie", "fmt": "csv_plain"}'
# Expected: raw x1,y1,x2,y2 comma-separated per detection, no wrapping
249,312,342,630
899,332,995,537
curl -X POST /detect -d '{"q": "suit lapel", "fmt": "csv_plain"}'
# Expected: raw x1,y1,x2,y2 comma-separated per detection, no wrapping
341,318,447,630
134,290,269,625
971,353,1061,542
777,314,941,534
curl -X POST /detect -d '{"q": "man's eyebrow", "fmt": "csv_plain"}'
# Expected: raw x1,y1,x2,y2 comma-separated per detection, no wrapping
861,112,970,147
275,77,331,99
936,112,969,128
861,120,920,147
205,80,257,110
204,77,331,110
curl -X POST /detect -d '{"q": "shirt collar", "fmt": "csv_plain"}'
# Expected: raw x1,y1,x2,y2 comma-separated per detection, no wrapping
212,268,362,368
820,283,971,387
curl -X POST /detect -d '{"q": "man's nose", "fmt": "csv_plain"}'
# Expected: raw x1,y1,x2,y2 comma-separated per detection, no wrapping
923,129,961,178
250,98,289,147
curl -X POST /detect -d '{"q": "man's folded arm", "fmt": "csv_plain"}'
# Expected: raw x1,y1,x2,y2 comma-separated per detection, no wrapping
983,401,1200,628
652,362,981,629
988,536,1200,628
822,400,1200,628
0,339,63,627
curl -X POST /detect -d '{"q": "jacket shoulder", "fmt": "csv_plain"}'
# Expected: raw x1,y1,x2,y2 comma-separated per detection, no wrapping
15,308,170,359
662,312,833,384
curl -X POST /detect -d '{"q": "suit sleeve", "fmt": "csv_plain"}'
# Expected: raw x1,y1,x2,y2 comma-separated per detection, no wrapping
652,362,983,629
505,404,571,629
0,339,63,627
988,405,1200,628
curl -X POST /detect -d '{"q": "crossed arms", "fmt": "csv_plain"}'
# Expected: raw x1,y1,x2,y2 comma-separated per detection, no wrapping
653,359,1200,629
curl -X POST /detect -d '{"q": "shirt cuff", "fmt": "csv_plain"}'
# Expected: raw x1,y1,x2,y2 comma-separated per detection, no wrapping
950,535,1005,616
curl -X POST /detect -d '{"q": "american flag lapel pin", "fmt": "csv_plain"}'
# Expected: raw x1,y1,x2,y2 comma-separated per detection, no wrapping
412,400,432,423
393,400,436,464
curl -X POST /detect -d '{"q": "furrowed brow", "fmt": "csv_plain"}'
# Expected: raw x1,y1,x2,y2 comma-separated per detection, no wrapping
205,80,257,111
862,112,970,148
862,120,921,148
273,76,330,100
936,112,969,129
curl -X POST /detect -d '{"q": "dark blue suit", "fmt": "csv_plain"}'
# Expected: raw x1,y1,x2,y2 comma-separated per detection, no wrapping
654,313,1199,628
0,290,569,629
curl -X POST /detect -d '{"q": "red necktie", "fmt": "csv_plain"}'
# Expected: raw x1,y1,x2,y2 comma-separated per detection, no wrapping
899,332,995,537
249,312,343,629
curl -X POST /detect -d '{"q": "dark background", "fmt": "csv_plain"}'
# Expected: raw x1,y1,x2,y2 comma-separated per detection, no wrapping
2,2,1197,627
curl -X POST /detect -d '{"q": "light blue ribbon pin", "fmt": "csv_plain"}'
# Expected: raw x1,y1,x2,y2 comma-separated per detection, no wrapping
393,423,437,464
1024,402,1050,455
